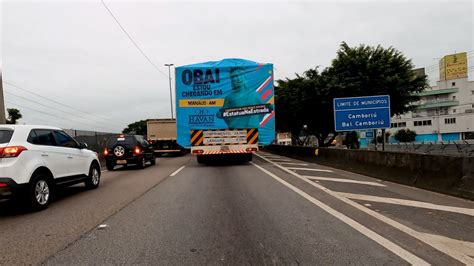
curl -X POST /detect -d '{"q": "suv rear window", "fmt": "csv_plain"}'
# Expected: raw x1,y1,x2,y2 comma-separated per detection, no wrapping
106,136,136,148
0,129,14,144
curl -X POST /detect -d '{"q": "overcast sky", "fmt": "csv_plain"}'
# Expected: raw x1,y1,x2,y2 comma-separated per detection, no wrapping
1,0,473,132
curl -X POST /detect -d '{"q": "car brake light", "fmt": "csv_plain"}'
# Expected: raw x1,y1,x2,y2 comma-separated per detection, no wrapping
104,149,109,156
0,183,7,188
0,146,28,158
134,146,141,154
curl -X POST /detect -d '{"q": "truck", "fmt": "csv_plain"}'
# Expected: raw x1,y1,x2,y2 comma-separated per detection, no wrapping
146,119,184,156
175,58,275,163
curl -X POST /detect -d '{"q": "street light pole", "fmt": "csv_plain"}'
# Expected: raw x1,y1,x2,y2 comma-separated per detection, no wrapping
0,70,6,124
164,64,174,119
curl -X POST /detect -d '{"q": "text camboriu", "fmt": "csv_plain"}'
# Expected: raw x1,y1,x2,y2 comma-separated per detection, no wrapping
341,112,385,127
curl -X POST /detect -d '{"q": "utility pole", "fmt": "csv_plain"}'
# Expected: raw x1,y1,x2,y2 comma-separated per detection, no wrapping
0,70,6,124
164,64,174,119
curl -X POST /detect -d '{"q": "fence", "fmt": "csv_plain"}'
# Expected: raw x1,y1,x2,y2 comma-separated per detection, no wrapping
384,141,474,156
64,129,117,154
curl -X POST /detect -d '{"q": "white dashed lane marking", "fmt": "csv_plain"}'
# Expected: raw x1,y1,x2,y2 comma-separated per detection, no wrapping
170,166,186,177
287,167,333,173
251,161,429,265
304,176,386,187
337,192,474,216
256,153,474,264
278,162,309,166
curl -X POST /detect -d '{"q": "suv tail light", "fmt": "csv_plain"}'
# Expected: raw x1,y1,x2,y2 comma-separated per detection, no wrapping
104,148,109,156
0,146,28,158
0,183,8,188
134,146,141,155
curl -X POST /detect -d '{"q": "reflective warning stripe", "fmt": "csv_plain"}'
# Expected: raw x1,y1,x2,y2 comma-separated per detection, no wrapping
202,150,250,155
190,130,204,146
247,128,259,144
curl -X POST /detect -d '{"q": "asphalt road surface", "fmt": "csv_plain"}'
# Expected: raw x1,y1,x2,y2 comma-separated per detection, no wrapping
1,152,473,265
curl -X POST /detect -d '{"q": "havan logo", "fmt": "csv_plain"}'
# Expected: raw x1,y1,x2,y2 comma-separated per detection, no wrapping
189,115,215,125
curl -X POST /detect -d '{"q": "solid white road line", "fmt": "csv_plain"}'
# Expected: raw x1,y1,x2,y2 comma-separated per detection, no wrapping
337,192,474,216
255,153,474,265
304,176,386,187
287,167,333,173
279,162,309,166
251,162,428,265
170,166,186,177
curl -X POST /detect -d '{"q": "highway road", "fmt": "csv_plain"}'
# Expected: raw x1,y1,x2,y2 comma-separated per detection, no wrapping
1,152,473,265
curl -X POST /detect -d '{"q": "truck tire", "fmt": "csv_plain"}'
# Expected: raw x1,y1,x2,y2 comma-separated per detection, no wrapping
197,155,205,164
245,153,253,162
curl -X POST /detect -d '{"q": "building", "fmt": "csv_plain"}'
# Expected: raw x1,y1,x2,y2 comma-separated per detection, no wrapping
388,52,474,143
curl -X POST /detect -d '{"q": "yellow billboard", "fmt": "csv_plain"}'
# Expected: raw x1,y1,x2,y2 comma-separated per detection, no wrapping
439,57,446,81
439,52,468,81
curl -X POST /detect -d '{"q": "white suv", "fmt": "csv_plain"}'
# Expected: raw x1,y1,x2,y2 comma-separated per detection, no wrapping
0,125,101,210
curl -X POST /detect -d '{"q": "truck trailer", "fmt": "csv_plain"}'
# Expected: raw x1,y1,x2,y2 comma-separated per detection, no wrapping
175,59,275,163
146,119,184,156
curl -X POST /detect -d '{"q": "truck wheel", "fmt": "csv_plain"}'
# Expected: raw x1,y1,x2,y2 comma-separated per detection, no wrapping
245,153,253,162
197,155,205,164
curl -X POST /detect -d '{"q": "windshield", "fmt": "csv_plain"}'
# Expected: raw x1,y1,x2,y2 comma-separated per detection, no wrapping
106,136,136,147
0,129,14,144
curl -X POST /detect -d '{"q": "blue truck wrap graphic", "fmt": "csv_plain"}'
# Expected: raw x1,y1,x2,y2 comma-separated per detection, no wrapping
176,59,275,148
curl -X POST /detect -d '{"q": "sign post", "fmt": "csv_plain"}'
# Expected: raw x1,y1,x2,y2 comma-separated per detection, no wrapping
333,95,390,150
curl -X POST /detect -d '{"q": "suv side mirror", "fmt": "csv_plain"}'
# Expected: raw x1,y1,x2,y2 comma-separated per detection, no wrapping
79,142,88,149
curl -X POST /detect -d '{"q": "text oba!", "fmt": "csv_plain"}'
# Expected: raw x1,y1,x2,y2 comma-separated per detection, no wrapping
182,69,220,85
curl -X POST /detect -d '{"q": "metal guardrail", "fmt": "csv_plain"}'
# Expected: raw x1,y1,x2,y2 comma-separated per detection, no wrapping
385,141,474,156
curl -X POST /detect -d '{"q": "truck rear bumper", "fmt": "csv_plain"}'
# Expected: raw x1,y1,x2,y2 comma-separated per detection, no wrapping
191,144,258,155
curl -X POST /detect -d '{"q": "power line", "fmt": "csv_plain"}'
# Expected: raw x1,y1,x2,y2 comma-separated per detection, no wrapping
3,81,126,126
100,0,168,79
4,90,118,131
5,100,114,131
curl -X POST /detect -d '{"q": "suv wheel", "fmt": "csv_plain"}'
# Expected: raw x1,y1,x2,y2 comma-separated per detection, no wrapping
138,157,146,169
150,156,156,166
28,173,52,211
106,163,115,171
85,163,100,189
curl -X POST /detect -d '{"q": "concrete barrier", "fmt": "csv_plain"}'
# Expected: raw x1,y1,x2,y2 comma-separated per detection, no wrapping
264,145,474,200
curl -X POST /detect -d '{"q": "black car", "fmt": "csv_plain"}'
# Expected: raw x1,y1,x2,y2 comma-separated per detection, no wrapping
103,134,156,171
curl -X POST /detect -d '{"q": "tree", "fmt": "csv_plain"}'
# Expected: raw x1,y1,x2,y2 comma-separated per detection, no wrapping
274,42,429,146
394,129,417,143
123,120,147,135
6,108,22,124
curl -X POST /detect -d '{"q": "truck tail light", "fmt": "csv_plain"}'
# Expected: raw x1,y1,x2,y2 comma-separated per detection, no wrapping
134,146,141,155
192,149,204,155
0,146,28,158
246,147,258,153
